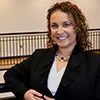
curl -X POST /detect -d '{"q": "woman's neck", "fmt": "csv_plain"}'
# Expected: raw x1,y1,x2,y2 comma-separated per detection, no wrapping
57,44,76,58
57,48,71,58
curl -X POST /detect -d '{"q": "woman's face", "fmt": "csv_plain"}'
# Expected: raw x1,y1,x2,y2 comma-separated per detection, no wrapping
50,10,76,49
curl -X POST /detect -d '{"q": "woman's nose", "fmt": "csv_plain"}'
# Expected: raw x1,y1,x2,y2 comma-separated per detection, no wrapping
57,27,63,34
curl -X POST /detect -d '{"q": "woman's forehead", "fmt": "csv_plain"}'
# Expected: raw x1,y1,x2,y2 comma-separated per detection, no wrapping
50,10,74,23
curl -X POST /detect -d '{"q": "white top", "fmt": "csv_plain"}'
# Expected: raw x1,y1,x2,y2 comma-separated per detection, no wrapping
47,58,66,96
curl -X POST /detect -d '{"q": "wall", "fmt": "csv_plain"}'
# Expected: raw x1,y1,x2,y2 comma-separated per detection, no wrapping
0,0,100,32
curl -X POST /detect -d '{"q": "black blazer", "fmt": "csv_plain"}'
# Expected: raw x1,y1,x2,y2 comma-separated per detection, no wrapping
4,45,100,100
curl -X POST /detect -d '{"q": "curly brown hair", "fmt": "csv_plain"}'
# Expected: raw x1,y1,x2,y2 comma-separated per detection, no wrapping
46,1,91,50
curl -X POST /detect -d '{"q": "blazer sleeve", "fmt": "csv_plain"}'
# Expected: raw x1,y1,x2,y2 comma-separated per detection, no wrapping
3,49,42,99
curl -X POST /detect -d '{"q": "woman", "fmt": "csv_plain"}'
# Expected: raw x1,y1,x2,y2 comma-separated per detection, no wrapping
4,1,100,100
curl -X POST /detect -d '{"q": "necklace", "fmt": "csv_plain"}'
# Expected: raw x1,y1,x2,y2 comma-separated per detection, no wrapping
55,53,70,62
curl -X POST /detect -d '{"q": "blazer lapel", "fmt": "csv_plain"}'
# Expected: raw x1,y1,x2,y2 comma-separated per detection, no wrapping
68,52,85,70
55,44,85,97
55,53,85,96
61,46,85,87
39,45,57,77
37,46,57,96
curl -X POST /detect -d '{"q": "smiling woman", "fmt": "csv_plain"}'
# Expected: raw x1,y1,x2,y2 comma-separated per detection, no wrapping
4,1,100,100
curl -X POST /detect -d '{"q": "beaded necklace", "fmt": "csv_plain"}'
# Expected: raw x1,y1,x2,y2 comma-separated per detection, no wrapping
55,53,70,62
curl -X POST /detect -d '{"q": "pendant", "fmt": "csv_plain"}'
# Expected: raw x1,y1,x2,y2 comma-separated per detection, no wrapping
55,54,70,62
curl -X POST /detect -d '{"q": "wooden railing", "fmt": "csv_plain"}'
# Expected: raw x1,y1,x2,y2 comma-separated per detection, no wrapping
0,29,100,67
0,32,48,67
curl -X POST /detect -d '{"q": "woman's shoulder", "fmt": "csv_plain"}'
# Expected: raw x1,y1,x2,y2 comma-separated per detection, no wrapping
33,47,52,54
85,50,100,56
84,50,100,62
30,46,56,57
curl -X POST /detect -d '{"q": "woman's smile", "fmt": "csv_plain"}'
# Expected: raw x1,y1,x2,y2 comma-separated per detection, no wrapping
56,35,69,41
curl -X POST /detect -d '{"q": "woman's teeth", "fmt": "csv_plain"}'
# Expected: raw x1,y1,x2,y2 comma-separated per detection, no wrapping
57,36,68,40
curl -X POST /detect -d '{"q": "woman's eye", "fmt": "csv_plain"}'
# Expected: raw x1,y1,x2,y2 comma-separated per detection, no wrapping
63,22,72,27
51,24,58,29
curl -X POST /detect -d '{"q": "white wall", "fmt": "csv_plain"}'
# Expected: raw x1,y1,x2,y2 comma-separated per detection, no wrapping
0,0,100,33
